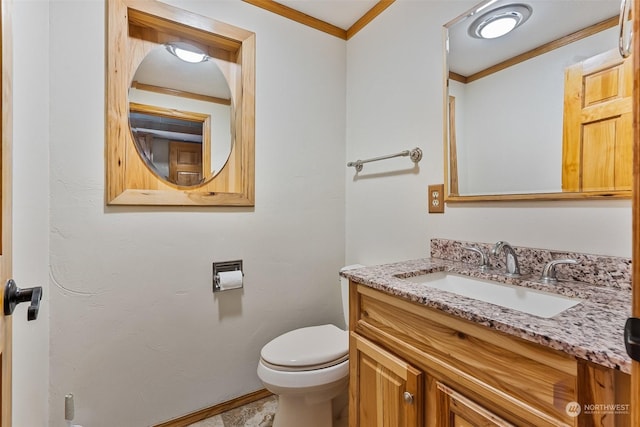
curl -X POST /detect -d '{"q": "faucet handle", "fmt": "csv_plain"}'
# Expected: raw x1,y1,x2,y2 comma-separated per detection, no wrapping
540,259,579,284
462,246,491,272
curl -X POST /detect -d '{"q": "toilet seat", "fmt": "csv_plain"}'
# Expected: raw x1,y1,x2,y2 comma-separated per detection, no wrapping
257,358,349,390
260,353,348,372
260,324,348,372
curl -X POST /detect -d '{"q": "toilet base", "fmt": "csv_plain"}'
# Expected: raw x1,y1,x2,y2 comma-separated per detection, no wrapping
273,389,347,427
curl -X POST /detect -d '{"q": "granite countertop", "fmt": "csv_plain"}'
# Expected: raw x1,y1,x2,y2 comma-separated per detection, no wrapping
341,258,632,374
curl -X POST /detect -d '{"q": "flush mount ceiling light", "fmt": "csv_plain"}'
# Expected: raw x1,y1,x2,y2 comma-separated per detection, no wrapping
165,42,209,63
469,4,532,39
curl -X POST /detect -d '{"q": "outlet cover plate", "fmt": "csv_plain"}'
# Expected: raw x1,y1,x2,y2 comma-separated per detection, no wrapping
428,184,445,214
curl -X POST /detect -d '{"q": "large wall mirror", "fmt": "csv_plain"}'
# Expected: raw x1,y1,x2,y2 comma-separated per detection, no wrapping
443,0,631,201
107,0,255,206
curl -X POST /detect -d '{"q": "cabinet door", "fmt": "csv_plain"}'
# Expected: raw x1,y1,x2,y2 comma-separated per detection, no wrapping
350,333,422,427
436,382,515,427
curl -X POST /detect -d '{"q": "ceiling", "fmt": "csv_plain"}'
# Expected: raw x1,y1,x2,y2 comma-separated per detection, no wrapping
276,0,380,30
245,0,623,70
447,0,621,76
241,0,393,39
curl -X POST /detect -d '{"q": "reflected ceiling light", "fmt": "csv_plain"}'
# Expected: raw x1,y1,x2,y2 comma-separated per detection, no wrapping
469,4,532,39
165,42,209,63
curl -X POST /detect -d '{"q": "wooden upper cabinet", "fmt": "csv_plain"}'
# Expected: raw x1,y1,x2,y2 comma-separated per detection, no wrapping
562,48,633,192
349,333,422,427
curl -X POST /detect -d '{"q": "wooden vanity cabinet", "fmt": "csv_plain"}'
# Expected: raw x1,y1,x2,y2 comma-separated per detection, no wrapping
350,334,423,426
348,282,630,427
435,381,515,426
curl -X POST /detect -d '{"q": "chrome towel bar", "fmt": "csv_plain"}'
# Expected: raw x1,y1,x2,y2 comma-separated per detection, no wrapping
347,147,422,172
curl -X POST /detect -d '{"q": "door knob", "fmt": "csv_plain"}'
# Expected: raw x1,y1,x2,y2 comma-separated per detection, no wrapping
625,317,640,361
4,280,43,321
403,391,414,404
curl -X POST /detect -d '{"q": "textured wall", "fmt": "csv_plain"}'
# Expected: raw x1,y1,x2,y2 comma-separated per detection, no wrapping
48,1,346,425
345,1,631,267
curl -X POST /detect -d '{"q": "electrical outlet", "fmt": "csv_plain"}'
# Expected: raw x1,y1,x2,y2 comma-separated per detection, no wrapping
428,184,445,214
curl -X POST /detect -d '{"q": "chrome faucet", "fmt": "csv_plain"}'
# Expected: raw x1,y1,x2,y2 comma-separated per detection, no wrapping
491,241,521,277
540,259,579,284
462,246,491,272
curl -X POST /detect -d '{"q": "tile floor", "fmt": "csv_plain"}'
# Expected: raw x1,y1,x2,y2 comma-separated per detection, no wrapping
186,394,349,427
187,396,277,427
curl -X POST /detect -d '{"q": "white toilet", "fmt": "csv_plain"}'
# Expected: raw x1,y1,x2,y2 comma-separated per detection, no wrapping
257,265,363,427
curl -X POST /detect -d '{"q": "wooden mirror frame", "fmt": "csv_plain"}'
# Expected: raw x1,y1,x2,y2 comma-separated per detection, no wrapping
106,0,255,206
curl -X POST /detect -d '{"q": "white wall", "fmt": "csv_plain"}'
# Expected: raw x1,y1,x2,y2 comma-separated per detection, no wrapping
48,1,346,426
454,27,616,195
346,0,631,266
12,1,50,426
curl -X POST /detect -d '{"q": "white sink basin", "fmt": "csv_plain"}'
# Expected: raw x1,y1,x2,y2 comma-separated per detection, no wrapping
402,272,580,318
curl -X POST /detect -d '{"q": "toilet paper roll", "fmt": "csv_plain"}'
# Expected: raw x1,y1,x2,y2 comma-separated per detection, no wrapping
217,270,243,290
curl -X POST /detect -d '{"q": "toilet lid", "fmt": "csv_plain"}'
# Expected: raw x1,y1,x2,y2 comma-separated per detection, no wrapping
261,324,348,368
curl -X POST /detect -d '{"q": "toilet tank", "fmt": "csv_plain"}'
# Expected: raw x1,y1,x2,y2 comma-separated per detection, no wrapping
339,264,365,329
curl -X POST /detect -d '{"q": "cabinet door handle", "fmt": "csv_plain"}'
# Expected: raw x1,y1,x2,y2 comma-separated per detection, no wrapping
403,391,414,404
619,0,633,58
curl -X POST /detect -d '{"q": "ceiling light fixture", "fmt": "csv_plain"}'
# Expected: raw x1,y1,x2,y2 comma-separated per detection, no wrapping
469,4,532,39
165,42,209,63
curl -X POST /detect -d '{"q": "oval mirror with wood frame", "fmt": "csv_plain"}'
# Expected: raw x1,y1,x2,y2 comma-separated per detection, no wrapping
129,43,233,187
107,0,255,206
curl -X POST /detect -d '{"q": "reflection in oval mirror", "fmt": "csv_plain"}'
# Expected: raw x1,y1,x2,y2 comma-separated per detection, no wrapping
128,42,233,187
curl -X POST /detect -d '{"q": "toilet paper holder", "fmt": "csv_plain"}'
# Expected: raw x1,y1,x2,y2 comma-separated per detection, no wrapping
213,260,243,292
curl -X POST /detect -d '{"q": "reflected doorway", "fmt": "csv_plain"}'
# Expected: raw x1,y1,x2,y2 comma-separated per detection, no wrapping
129,106,211,186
